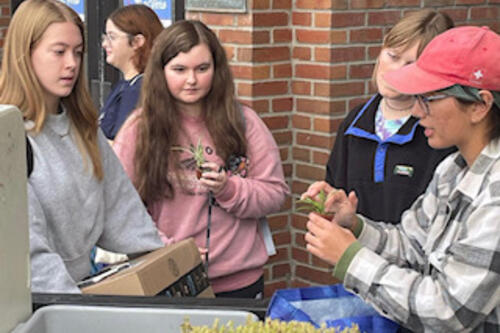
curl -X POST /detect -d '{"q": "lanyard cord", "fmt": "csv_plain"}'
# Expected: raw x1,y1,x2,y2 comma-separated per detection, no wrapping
204,191,214,273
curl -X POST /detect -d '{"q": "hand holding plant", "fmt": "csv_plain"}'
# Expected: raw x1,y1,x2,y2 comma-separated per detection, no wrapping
172,138,207,179
296,189,334,220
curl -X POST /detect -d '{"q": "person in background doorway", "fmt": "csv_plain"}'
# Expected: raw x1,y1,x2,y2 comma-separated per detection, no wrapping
0,0,164,293
99,4,163,142
322,9,455,224
113,20,289,298
304,25,500,332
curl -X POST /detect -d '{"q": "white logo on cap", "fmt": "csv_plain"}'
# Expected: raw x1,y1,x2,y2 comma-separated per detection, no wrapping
473,70,483,80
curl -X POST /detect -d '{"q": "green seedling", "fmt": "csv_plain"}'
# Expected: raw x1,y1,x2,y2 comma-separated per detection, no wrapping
172,138,207,178
296,189,334,219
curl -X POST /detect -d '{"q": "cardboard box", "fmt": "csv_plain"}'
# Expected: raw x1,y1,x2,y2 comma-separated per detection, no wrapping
80,238,214,297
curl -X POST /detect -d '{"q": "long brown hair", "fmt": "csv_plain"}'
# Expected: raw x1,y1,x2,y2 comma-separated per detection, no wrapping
135,20,247,204
108,4,163,73
0,0,103,179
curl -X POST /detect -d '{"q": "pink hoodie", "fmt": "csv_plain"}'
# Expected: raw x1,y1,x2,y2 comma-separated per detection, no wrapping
113,105,289,293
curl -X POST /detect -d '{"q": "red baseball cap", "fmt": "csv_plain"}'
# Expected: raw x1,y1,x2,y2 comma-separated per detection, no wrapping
384,26,500,94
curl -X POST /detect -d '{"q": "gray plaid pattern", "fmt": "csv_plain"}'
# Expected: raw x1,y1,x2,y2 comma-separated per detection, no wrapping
343,139,500,332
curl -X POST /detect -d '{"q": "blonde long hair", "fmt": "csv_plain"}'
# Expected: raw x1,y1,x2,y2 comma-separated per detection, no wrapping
0,0,103,180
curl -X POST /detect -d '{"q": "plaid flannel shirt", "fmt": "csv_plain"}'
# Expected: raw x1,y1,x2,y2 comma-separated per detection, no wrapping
334,139,500,332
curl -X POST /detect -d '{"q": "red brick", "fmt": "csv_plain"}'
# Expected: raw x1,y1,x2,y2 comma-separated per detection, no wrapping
330,12,365,27
368,45,382,59
279,147,288,161
350,63,375,79
387,0,420,5
292,247,310,264
314,12,332,28
200,13,234,26
253,46,290,62
292,80,311,95
368,11,402,26
236,47,252,62
273,230,291,246
236,14,252,26
351,28,383,43
272,131,292,145
256,81,289,96
312,256,335,269
295,0,334,9
273,63,292,78
423,0,454,5
293,146,311,162
315,46,365,63
252,0,270,9
292,114,312,130
273,0,292,9
292,213,308,230
313,117,343,133
295,64,346,80
224,45,235,61
253,12,288,26
471,7,498,20
297,99,345,115
313,151,331,165
272,97,293,112
295,265,337,285
268,215,288,230
272,263,291,278
296,133,333,150
245,99,269,113
262,115,289,130
292,46,311,60
283,163,293,178
315,82,365,98
264,281,287,298
231,65,270,80
352,0,385,8
273,29,292,43
295,230,307,246
440,8,468,23
2,6,9,16
267,247,289,263
292,12,312,26
237,82,252,97
296,29,330,44
455,0,485,3
218,29,252,44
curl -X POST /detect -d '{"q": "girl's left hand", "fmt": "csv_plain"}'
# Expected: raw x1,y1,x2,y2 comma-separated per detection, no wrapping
199,162,228,195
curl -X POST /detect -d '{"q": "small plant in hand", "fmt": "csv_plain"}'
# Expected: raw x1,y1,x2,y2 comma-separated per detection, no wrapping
296,189,334,220
172,138,208,179
180,316,360,332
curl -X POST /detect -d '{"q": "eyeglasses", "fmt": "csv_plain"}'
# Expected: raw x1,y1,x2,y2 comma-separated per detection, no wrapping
101,33,130,44
415,94,450,115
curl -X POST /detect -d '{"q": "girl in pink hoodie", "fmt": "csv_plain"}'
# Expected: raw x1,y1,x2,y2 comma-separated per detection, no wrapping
113,20,289,298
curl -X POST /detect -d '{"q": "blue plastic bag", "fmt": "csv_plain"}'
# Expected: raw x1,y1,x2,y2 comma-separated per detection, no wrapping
266,284,399,332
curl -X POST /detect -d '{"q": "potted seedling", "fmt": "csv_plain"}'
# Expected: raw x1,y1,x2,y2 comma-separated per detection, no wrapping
172,138,207,179
296,189,334,220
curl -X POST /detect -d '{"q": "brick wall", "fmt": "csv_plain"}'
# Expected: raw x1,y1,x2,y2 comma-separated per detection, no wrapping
0,0,498,298
187,0,500,297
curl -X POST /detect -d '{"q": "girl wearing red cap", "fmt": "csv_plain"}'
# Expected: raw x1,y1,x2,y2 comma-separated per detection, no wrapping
303,26,500,332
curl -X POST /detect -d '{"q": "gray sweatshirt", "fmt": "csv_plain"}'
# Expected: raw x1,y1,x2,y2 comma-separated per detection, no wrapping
27,111,163,293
